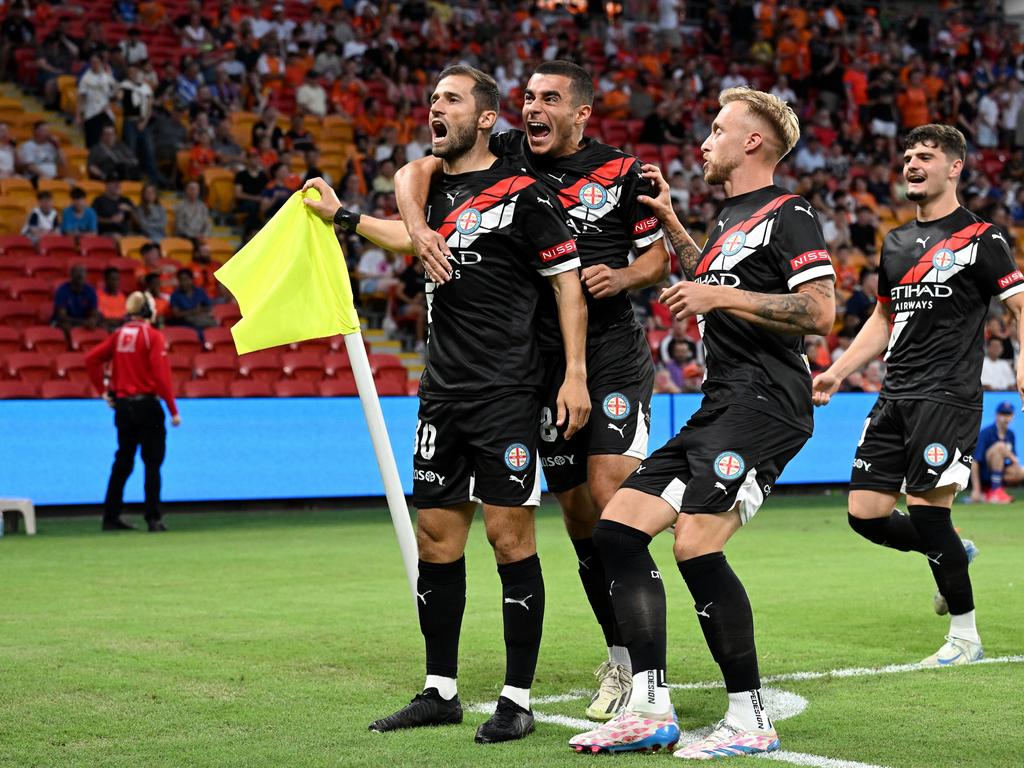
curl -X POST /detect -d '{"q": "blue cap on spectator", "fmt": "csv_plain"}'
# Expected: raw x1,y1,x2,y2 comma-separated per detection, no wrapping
996,401,1015,415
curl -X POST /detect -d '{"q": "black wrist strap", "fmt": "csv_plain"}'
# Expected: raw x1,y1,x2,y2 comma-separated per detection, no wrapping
333,207,360,232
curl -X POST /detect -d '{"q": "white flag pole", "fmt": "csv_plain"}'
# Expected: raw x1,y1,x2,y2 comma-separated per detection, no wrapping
344,331,419,608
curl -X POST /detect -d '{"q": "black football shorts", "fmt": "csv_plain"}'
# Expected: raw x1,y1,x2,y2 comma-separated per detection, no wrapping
620,403,808,522
850,398,979,495
412,391,542,508
539,324,655,493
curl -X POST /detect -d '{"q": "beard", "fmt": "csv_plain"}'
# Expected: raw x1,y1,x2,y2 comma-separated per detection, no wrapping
906,188,927,201
704,153,742,186
432,120,477,161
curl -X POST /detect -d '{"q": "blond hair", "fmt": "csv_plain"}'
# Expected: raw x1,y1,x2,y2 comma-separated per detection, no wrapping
719,87,800,160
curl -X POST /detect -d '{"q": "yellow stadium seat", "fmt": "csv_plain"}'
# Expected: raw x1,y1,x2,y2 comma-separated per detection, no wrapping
161,236,194,264
121,180,143,204
203,167,236,215
76,180,106,200
206,237,236,262
0,177,33,196
119,235,151,262
63,147,89,179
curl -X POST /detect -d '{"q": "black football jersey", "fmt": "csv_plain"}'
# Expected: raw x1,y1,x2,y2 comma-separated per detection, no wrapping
695,185,836,434
877,207,1022,409
490,130,664,336
419,157,581,400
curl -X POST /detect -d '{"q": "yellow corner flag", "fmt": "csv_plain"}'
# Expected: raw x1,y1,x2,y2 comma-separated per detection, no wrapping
215,188,360,355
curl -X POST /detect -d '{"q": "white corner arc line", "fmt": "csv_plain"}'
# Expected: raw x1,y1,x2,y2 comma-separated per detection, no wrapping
669,654,1024,689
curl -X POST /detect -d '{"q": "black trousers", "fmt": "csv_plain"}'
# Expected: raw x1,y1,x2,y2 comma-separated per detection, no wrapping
104,397,167,523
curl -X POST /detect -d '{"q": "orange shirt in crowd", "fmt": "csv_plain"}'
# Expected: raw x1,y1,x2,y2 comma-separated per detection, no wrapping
188,145,216,180
897,86,929,128
843,69,869,106
97,289,126,320
355,112,385,137
924,75,945,100
188,260,223,294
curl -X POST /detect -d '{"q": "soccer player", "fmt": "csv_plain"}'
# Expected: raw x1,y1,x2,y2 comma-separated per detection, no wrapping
395,60,670,720
303,65,590,743
569,87,836,757
813,124,1024,667
970,400,1024,505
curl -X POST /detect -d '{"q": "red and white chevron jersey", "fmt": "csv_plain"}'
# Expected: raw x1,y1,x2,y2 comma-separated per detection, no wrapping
489,130,663,334
419,157,581,400
877,206,1023,409
696,185,835,434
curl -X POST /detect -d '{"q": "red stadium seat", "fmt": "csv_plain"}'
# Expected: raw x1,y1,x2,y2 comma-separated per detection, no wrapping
0,381,36,398
320,377,358,396
238,350,282,382
274,379,318,397
282,351,325,382
21,326,68,354
0,301,42,329
323,352,351,377
374,366,408,396
203,326,235,354
193,352,237,383
230,380,274,397
40,380,91,398
183,380,229,398
367,354,404,375
5,277,52,303
167,353,193,390
0,327,21,354
212,303,241,327
105,257,139,286
80,235,119,260
38,235,79,260
406,379,420,396
23,257,68,282
163,326,203,357
5,352,53,386
0,260,26,281
70,327,108,351
55,352,89,385
289,337,333,354
0,234,37,259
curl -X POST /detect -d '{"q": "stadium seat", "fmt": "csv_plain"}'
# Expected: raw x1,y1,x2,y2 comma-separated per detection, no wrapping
203,168,236,215
205,238,236,263
0,327,21,354
183,380,229,398
374,366,408,396
54,352,89,385
0,234,37,259
0,301,42,329
230,380,274,397
0,196,28,232
203,326,235,354
320,377,358,396
105,257,138,286
193,352,238,383
5,277,52,304
274,379,318,397
323,352,351,377
163,326,203,357
80,235,119,261
238,350,282,382
161,237,194,265
119,235,150,262
290,337,332,354
0,381,36,398
282,351,325,382
367,354,404,375
5,352,54,386
38,235,79,260
21,326,68,354
406,379,420,396
213,303,242,327
23,257,67,282
63,146,88,179
40,380,91,398
70,327,108,351
0,259,25,281
167,353,193,391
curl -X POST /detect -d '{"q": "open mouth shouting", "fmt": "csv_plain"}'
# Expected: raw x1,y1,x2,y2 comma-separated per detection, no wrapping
526,119,553,150
431,119,449,146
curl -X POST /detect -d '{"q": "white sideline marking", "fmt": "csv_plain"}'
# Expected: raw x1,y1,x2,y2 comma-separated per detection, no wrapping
757,752,888,768
669,654,1024,690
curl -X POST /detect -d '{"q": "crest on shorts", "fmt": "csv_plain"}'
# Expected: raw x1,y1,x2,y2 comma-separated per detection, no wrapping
713,451,745,480
603,393,630,420
720,230,747,257
504,443,530,471
923,442,948,467
579,182,607,209
455,207,482,234
931,248,955,271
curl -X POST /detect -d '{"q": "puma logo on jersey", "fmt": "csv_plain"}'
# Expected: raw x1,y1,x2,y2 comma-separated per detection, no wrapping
717,217,729,230
607,423,627,437
417,590,432,604
793,204,815,217
635,464,646,473
508,474,527,489
536,195,553,208
445,192,459,205
696,602,713,618
548,172,566,183
504,595,533,610
714,481,728,492
916,236,931,248
992,231,1008,244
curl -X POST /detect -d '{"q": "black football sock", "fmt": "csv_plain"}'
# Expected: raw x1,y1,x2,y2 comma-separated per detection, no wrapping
498,554,545,690
418,557,466,682
848,510,924,552
570,537,620,649
593,519,669,713
907,505,973,615
677,552,759,693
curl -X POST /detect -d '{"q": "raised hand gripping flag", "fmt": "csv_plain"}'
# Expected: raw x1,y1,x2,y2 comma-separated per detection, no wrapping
215,188,360,354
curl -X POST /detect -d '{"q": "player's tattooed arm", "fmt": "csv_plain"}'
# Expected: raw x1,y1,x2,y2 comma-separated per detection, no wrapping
1002,292,1024,403
727,278,837,335
638,162,703,280
394,156,452,283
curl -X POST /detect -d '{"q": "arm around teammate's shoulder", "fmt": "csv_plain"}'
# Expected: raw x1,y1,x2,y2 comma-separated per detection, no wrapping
812,301,891,406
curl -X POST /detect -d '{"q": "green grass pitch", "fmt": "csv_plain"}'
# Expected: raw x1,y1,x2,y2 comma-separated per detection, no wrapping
1,495,1021,767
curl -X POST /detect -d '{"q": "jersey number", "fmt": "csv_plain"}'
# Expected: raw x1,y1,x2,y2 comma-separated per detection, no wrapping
415,420,437,460
540,407,558,443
